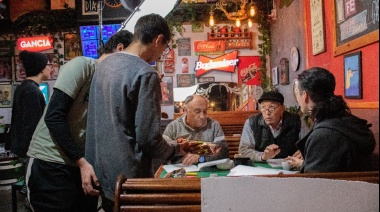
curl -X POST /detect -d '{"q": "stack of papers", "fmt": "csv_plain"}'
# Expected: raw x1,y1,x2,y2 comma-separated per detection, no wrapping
227,165,298,176
163,158,229,173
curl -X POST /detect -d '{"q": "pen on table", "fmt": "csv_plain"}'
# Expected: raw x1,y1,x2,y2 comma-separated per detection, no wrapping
185,172,198,176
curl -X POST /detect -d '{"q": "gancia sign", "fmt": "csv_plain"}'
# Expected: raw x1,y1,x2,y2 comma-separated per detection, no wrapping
17,36,54,52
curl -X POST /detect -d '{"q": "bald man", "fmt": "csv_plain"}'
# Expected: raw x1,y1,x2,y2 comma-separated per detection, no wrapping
163,94,229,165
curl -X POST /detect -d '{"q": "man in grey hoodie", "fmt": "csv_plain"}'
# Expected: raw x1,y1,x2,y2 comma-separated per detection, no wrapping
287,67,375,172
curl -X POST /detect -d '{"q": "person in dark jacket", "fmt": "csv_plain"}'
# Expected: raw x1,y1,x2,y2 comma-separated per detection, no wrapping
10,50,50,158
287,67,375,172
239,91,301,161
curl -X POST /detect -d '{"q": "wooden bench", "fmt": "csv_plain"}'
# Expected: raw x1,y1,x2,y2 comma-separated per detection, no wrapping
114,176,201,212
115,171,378,211
225,135,241,159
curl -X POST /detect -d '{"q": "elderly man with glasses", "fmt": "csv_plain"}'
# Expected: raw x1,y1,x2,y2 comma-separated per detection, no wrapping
239,91,301,161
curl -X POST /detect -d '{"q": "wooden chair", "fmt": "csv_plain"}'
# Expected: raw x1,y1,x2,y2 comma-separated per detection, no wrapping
114,176,201,212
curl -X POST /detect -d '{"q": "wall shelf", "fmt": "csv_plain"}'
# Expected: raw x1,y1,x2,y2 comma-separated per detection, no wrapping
207,32,253,49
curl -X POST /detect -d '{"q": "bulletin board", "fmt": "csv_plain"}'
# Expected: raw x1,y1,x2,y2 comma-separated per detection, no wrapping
333,0,379,56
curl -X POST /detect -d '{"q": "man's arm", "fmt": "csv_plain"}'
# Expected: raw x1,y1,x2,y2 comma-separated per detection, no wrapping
44,88,99,195
238,119,263,161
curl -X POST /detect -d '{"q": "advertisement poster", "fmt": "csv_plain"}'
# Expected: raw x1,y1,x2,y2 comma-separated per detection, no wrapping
177,37,191,56
177,74,195,87
160,76,174,105
0,84,12,107
237,56,261,85
0,57,12,82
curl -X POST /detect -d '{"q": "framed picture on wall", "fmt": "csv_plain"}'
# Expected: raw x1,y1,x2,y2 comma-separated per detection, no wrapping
280,58,289,85
14,55,26,82
344,51,362,99
272,67,279,85
0,84,12,107
160,76,174,105
0,56,12,82
64,33,82,60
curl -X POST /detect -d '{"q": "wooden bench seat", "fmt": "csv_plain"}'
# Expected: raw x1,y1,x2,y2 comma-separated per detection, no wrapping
225,135,241,159
115,171,378,211
114,176,201,212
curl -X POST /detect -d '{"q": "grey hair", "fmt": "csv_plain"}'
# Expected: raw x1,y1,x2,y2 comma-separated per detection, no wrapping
183,94,209,111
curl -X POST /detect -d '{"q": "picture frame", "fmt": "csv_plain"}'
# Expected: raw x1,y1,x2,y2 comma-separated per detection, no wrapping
14,55,26,82
45,53,60,80
272,67,279,85
280,58,289,85
64,33,82,60
344,51,362,99
0,84,12,107
160,76,174,105
177,74,195,87
310,0,325,55
0,56,12,82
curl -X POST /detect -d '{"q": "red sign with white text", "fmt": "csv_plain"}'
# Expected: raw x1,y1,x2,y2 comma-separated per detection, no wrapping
195,50,239,77
17,36,54,52
194,40,226,52
237,56,261,85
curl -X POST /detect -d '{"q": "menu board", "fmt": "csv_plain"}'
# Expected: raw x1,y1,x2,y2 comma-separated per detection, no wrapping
334,0,379,55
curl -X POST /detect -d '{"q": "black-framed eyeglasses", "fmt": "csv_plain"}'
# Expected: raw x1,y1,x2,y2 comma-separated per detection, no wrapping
162,43,171,56
260,104,281,113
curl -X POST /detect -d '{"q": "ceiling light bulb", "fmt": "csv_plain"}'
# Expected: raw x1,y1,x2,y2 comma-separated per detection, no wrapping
209,15,215,26
236,18,241,27
250,6,255,17
248,19,253,28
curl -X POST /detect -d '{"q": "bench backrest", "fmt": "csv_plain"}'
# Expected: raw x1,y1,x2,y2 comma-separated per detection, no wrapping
114,176,201,212
225,135,240,159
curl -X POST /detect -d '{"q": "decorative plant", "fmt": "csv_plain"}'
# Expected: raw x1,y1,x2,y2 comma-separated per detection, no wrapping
256,11,272,92
286,106,312,129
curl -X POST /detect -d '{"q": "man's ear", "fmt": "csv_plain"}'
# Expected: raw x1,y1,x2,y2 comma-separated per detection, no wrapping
116,43,124,51
302,91,309,103
155,34,165,47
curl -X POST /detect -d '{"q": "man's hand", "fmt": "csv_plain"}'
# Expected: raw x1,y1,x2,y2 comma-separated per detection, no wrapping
76,158,100,196
292,150,303,159
261,144,281,161
182,153,200,166
285,156,303,169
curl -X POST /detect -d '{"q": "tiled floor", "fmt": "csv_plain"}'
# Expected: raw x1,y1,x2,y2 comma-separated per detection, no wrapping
0,187,31,212
0,187,104,212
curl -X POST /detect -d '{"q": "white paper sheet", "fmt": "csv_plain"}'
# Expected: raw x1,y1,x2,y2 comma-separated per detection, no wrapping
266,158,286,168
227,165,298,176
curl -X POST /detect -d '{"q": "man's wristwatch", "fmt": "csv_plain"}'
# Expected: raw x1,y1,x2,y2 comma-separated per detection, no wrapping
198,156,205,163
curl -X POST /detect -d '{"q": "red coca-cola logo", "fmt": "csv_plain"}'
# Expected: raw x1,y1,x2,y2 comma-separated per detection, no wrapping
197,42,216,50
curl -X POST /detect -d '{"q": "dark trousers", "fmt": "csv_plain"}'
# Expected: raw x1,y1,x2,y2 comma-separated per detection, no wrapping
27,158,98,212
101,196,114,212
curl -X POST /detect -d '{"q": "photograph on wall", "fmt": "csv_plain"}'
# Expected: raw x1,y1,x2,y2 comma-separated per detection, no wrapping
280,58,290,85
344,51,362,99
160,76,174,105
0,84,12,107
51,0,75,10
272,67,279,85
177,37,191,56
64,33,82,60
237,56,261,85
0,40,13,57
45,53,60,80
0,57,12,82
14,55,26,81
177,74,195,87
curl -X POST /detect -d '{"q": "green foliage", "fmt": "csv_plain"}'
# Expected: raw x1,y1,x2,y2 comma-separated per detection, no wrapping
10,160,25,181
256,11,272,92
286,106,312,129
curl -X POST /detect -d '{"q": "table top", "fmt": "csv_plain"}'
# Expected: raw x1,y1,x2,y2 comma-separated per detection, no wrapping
156,161,283,178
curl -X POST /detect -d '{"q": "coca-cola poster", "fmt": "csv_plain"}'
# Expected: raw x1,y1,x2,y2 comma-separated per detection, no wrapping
237,56,261,85
194,40,225,56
